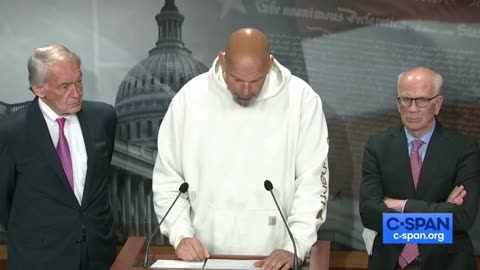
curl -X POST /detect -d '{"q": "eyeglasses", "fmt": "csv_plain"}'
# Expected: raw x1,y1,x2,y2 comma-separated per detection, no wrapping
396,95,439,108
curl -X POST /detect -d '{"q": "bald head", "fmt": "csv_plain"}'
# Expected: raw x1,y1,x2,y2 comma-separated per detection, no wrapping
218,28,274,107
224,28,271,68
397,67,443,96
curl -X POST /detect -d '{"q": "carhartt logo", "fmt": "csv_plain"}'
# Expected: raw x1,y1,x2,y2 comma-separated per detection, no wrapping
268,216,277,225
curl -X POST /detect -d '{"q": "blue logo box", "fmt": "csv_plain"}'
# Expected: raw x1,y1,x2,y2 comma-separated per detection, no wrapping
383,213,452,244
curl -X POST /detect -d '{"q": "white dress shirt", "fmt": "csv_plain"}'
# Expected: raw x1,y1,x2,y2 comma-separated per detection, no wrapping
38,98,87,204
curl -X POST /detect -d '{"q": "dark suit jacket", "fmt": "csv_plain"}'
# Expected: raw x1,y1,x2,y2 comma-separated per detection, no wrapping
359,123,479,270
0,97,117,269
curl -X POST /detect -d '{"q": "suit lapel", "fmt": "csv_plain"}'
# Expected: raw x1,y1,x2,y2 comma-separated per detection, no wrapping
27,98,78,202
391,127,417,195
77,106,95,206
416,124,443,193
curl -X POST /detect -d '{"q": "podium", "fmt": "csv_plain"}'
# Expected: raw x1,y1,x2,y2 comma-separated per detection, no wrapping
111,237,330,270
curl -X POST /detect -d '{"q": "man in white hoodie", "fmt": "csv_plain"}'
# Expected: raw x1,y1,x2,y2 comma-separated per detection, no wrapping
152,28,329,270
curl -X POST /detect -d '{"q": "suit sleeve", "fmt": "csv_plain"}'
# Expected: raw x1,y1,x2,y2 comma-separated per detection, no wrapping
404,140,480,232
105,105,117,160
359,136,397,232
282,91,329,260
0,124,15,230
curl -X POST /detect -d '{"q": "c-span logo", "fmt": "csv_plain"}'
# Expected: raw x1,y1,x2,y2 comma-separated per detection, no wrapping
383,213,452,244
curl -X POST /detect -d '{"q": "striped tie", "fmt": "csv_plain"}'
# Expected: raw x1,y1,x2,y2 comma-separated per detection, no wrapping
398,139,423,268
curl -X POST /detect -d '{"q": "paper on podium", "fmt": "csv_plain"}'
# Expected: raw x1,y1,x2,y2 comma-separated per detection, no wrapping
150,259,203,268
362,227,378,255
151,259,259,269
204,259,259,269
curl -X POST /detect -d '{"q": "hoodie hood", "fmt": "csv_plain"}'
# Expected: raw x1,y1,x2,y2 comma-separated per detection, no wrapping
208,56,292,103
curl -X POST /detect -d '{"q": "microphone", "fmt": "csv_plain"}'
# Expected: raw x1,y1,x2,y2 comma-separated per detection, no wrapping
143,182,189,268
264,180,299,270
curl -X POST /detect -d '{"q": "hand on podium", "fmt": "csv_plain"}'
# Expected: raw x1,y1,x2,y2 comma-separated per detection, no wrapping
176,237,210,261
253,249,300,270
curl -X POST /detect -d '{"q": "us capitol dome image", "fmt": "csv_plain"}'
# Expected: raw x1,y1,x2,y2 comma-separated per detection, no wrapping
109,0,208,244
114,0,208,149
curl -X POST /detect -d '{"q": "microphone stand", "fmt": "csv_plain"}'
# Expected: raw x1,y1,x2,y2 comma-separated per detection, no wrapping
264,180,299,270
143,182,189,268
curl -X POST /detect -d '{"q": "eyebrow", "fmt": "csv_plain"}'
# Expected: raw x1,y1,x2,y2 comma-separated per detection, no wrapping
229,73,266,82
59,82,71,88
59,75,83,88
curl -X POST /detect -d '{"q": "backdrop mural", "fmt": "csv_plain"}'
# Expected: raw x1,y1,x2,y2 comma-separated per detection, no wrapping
1,0,479,253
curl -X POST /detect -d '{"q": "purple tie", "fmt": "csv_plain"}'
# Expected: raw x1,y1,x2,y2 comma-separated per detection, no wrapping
398,139,423,268
56,118,74,191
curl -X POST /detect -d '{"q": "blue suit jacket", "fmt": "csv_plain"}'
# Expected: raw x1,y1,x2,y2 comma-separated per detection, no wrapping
0,97,117,269
360,123,479,270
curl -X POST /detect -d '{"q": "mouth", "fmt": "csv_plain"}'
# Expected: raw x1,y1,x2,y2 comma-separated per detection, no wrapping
70,100,82,107
406,118,421,122
234,95,252,101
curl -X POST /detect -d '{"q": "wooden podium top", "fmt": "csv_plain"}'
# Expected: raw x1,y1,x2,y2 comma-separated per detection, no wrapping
110,237,267,270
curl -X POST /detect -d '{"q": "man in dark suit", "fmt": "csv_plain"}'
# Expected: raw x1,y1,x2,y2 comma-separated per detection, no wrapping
359,67,480,270
0,44,117,269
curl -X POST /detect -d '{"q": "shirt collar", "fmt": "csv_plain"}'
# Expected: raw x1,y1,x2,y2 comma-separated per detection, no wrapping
404,119,436,145
38,98,73,124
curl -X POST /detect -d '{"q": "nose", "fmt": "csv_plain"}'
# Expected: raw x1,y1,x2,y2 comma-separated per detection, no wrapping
239,82,252,97
407,101,420,112
71,82,83,98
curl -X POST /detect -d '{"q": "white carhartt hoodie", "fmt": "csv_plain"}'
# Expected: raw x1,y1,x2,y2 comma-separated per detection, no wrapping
152,57,329,259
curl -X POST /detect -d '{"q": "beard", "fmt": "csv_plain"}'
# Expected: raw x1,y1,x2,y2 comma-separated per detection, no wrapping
233,95,256,107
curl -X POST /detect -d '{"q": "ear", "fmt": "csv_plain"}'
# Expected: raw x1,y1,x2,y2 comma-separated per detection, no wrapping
265,55,274,71
31,84,46,98
434,95,444,115
218,51,226,71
